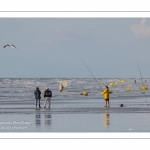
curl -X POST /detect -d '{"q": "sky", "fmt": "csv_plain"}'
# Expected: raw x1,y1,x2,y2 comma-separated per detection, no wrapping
0,18,150,78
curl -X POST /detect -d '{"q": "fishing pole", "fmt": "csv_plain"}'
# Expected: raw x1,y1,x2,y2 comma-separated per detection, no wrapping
136,58,144,85
136,58,147,106
80,58,103,91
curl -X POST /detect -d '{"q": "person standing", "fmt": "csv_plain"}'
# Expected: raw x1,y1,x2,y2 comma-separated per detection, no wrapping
101,86,111,107
34,87,41,108
59,83,64,92
44,87,52,108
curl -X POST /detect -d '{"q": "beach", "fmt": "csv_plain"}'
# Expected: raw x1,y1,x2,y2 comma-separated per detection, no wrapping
0,78,150,132
0,97,150,132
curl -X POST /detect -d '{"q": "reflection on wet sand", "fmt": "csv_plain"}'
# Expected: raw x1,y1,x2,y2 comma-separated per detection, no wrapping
45,114,51,126
103,113,110,127
35,114,41,126
35,110,52,129
35,112,41,127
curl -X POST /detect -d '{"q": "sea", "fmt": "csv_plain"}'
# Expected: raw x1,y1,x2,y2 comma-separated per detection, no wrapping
0,78,150,132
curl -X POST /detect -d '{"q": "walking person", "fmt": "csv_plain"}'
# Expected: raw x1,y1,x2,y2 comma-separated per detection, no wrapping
101,86,111,107
44,87,52,108
34,87,41,108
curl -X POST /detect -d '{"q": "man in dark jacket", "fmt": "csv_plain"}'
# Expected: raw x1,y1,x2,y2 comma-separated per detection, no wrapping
34,87,41,108
44,87,52,108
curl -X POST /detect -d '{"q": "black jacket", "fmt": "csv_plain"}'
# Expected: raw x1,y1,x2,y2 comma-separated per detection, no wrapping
34,89,41,99
44,89,52,98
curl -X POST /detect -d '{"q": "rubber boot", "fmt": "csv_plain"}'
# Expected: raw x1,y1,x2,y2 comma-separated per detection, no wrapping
39,104,41,108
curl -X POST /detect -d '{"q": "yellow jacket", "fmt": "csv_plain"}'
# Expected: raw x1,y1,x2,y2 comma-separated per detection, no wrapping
101,88,110,99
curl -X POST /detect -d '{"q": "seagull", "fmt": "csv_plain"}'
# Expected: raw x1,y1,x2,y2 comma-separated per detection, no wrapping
3,44,17,49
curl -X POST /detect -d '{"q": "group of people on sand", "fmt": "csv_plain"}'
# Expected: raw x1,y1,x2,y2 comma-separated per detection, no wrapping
34,87,52,108
34,83,64,109
34,84,111,108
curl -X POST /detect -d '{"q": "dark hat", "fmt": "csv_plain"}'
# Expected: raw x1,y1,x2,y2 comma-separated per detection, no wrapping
106,86,108,88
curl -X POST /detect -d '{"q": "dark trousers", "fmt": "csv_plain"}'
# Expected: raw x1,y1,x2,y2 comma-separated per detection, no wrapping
36,99,41,106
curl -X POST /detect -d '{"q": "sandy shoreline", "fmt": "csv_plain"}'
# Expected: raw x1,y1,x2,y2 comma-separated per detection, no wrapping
0,98,150,132
0,97,150,114
0,106,150,114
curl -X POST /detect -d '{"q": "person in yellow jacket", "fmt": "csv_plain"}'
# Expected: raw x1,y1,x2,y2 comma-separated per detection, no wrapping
101,86,111,107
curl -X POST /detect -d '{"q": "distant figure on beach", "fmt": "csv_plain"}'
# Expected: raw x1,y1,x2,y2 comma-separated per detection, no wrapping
58,80,67,92
44,87,52,108
145,80,146,82
135,80,136,83
59,83,64,92
34,87,41,108
101,86,111,107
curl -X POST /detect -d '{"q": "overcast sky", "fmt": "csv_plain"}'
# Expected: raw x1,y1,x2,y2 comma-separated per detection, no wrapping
0,18,150,78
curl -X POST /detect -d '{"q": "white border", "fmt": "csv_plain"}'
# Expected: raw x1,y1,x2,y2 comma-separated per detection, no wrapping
0,12,150,18
0,133,150,139
0,0,150,12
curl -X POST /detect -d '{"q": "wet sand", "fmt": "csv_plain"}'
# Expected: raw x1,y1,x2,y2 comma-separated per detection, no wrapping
0,98,150,132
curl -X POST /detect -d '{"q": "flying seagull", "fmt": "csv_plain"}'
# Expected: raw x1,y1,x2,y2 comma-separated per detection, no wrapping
3,44,17,49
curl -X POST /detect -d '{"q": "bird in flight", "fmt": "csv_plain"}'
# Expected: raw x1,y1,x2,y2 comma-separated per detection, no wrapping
3,44,17,49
